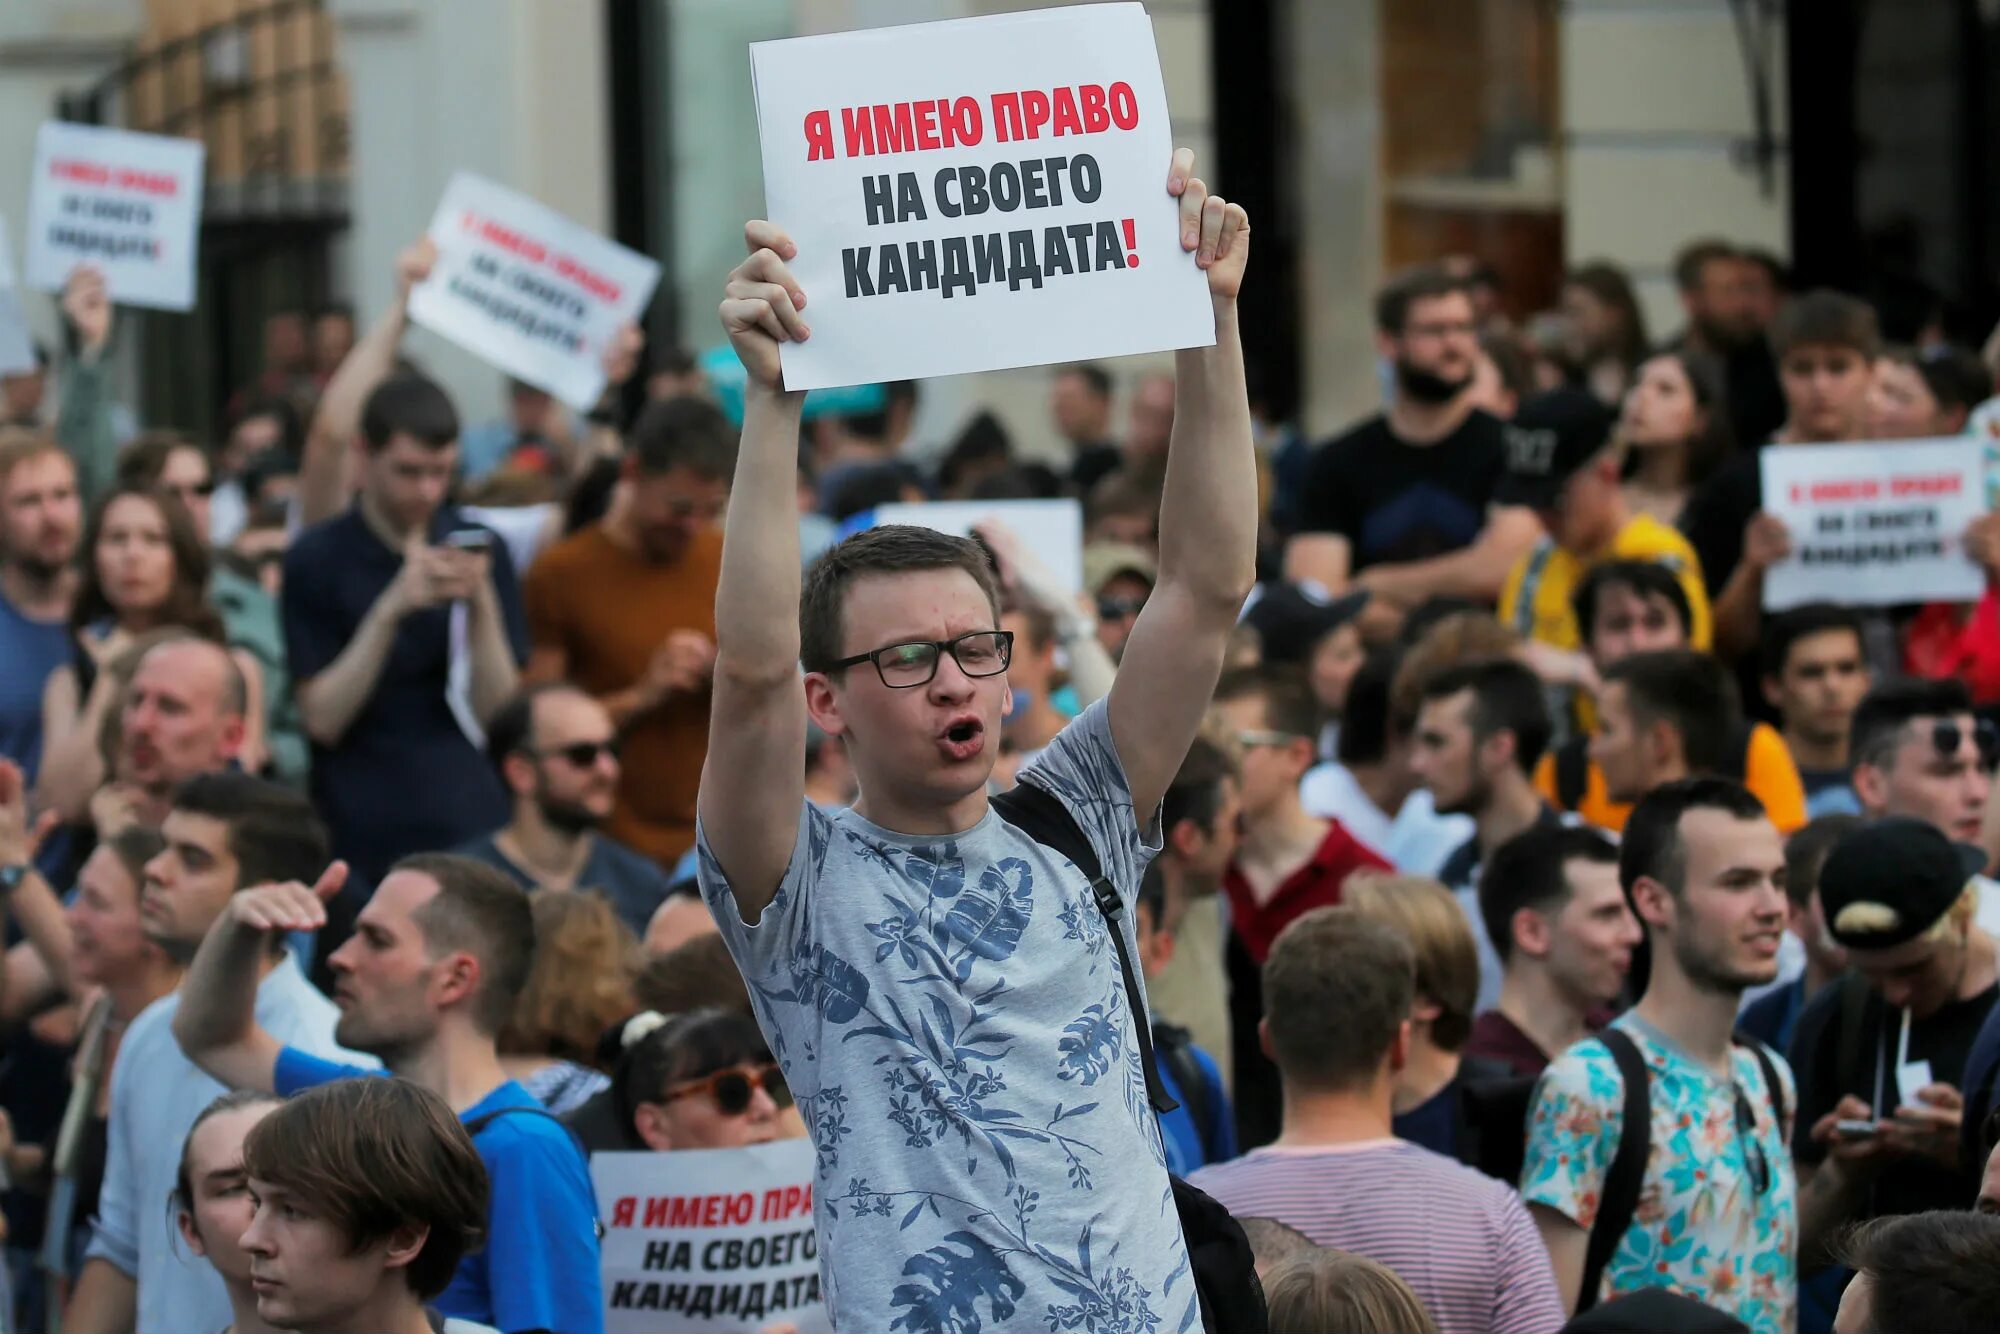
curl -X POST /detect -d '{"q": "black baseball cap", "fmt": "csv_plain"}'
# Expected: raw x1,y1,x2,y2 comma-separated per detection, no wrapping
1493,388,1617,509
1817,817,1985,950
1237,582,1370,666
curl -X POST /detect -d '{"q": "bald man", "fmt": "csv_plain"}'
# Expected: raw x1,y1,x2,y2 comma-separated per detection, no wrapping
102,637,248,832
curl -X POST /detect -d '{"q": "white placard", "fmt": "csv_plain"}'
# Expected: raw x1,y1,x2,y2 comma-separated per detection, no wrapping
24,122,204,312
0,219,38,376
1761,438,1989,610
848,497,1085,593
749,3,1215,390
408,172,662,410
593,1140,829,1334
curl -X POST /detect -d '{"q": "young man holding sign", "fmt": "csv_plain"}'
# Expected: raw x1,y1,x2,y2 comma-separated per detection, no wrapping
699,149,1251,1332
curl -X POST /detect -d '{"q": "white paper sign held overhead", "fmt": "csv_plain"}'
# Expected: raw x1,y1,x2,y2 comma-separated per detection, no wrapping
749,3,1214,390
408,172,662,410
25,122,205,312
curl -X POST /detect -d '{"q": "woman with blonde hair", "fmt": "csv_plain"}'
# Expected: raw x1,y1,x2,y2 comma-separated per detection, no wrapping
498,889,640,1113
1263,1248,1440,1334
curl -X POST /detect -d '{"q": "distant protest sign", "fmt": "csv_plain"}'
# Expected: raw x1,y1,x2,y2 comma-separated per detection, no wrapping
843,497,1085,593
1761,439,1987,610
592,1140,830,1334
749,2,1214,390
24,122,204,311
408,172,661,410
0,219,38,376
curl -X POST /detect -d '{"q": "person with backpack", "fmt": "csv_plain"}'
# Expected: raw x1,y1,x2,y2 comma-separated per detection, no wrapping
1134,859,1236,1175
1188,905,1565,1334
169,853,605,1334
1522,778,1797,1333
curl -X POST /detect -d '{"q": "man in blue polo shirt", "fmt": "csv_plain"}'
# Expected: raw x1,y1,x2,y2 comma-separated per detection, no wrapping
170,851,603,1334
283,370,528,892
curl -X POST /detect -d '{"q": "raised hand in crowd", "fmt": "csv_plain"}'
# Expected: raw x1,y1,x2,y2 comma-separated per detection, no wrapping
974,517,1117,708
221,860,349,937
298,234,439,526
62,264,114,361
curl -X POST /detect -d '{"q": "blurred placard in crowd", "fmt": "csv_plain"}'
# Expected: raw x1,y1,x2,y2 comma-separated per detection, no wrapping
0,219,38,376
24,122,205,312
1761,438,1987,610
408,172,661,410
592,1139,830,1334
749,2,1213,389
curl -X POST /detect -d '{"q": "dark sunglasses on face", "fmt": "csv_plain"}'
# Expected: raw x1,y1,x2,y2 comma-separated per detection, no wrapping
661,1062,790,1116
535,739,619,767
1932,719,2000,769
171,480,217,499
1098,595,1147,621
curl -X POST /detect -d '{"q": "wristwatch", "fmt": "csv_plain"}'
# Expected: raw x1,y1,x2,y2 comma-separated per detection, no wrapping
0,864,27,894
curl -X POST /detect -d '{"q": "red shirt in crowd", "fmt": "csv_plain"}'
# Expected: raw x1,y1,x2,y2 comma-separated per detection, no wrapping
1222,821,1390,964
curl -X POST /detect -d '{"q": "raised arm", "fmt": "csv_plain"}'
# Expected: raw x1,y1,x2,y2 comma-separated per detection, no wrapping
172,863,345,1092
696,224,811,924
296,239,435,527
1109,151,1258,818
54,265,120,508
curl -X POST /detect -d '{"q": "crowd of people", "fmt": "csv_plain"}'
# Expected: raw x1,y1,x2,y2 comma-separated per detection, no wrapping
0,132,1997,1334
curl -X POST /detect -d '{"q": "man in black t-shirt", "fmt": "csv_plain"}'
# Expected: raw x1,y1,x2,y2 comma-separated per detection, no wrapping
1284,265,1538,624
1794,818,2000,1268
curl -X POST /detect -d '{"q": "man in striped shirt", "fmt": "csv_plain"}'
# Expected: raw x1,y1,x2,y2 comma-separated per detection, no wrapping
1187,905,1564,1334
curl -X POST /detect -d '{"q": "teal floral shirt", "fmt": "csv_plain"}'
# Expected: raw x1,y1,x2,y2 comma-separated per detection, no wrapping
1521,1015,1798,1334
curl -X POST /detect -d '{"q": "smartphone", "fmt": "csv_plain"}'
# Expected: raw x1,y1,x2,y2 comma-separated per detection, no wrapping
1834,1118,1881,1138
443,528,493,551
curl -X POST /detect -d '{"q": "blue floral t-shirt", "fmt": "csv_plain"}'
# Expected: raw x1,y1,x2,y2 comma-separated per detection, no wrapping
1520,1014,1798,1334
699,700,1198,1333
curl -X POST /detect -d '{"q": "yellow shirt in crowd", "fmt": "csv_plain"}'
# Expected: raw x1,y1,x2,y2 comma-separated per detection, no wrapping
1533,722,1810,836
1498,512,1714,654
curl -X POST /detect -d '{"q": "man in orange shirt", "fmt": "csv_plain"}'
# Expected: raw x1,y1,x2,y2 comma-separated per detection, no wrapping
522,397,733,864
1583,648,1807,835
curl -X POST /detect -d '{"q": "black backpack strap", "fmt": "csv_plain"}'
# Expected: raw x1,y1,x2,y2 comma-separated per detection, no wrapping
991,782,1179,1117
1578,1029,1651,1314
465,1103,564,1136
1733,1032,1789,1128
1730,722,1756,783
1555,736,1589,812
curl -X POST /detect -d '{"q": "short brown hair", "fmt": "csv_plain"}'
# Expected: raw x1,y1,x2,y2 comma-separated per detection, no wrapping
1771,288,1881,362
799,525,1002,676
395,854,534,1036
629,395,737,480
499,891,639,1065
1343,874,1480,1052
1389,612,1518,735
1085,468,1160,533
635,930,751,1017
1673,238,1738,293
1832,1211,2000,1334
1264,1248,1439,1334
1213,665,1322,743
0,428,70,491
1375,264,1470,335
1263,906,1415,1091
75,485,221,640
242,1078,488,1300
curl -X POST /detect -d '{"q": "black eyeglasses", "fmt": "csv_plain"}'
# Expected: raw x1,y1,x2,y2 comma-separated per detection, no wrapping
831,630,1013,689
1733,1085,1771,1197
1933,719,2000,770
661,1062,792,1115
533,740,619,767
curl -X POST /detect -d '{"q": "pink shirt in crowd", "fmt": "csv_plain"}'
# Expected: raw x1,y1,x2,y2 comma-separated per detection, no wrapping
1187,1138,1565,1334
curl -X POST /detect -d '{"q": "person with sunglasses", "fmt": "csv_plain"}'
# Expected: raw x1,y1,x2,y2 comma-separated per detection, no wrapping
568,1009,790,1156
1523,779,1797,1332
1794,820,2000,1257
454,683,672,938
699,149,1254,1334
